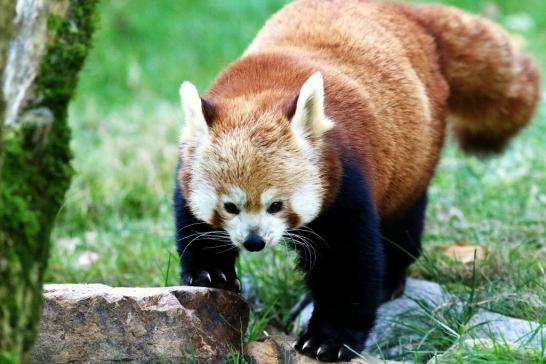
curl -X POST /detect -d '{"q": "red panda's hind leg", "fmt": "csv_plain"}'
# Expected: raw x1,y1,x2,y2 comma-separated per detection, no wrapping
380,192,428,302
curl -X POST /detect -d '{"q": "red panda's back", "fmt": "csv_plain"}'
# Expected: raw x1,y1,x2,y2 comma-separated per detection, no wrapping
244,0,449,217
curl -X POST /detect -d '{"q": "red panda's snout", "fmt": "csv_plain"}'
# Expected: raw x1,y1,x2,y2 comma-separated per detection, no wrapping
221,195,290,251
243,233,266,252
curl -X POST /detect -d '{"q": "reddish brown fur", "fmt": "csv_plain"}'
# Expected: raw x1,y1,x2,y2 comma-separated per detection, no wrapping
185,0,540,219
408,4,541,153
287,211,302,228
210,210,224,228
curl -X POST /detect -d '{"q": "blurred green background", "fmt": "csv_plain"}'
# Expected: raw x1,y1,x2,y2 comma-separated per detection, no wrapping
47,0,545,358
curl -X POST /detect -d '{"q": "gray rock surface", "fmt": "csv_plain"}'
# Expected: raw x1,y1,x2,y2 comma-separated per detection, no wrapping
293,279,447,349
293,279,545,359
466,310,546,350
245,336,406,364
30,284,249,363
366,279,446,351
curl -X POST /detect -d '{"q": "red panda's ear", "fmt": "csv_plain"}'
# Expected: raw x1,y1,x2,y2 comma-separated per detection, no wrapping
291,72,334,139
179,81,210,143
281,95,298,120
200,98,215,127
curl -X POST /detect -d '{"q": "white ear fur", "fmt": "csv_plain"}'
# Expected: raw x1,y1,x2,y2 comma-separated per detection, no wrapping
179,81,209,142
291,72,334,138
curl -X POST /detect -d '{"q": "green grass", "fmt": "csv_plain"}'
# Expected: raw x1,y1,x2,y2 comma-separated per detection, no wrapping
48,0,545,361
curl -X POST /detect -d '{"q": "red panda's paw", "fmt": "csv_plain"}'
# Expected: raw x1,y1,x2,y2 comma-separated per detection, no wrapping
294,325,366,362
180,268,241,293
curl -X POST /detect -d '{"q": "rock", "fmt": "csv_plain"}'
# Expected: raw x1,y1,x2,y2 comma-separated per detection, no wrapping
293,279,449,358
293,279,546,361
465,310,546,350
30,284,249,363
294,279,446,340
245,336,406,364
366,279,447,352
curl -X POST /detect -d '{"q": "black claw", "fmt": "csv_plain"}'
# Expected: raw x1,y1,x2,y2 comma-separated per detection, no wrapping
296,334,321,356
193,270,213,286
315,339,340,362
296,339,359,362
181,269,240,292
296,324,364,362
337,345,357,361
301,340,316,355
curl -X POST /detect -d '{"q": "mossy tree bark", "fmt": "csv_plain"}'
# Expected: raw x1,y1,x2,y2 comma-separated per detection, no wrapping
0,1,99,362
0,0,16,172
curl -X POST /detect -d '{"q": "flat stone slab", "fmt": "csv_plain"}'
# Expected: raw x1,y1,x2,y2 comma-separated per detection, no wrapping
30,284,249,363
245,336,406,364
466,310,546,350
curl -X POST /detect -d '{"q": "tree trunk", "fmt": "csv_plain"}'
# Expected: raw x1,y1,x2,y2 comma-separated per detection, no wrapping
0,1,99,362
0,0,16,173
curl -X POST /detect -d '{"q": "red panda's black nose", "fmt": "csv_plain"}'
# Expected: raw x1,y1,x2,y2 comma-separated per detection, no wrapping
243,233,266,252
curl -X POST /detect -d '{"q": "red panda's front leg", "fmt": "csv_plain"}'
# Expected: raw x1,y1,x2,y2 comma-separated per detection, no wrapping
173,177,241,292
293,161,384,362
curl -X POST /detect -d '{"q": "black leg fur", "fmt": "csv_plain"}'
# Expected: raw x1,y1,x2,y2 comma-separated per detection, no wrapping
173,163,240,292
292,161,384,362
380,192,427,302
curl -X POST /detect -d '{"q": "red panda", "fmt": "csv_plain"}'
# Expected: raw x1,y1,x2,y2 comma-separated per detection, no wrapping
173,0,540,361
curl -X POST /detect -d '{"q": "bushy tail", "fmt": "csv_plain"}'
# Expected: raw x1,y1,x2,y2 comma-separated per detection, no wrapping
410,4,541,153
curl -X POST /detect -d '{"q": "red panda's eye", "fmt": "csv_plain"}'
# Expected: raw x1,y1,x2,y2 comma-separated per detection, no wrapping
267,201,283,214
224,202,240,215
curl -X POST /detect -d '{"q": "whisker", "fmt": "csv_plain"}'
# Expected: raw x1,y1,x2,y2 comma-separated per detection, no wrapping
177,221,209,233
181,231,227,256
182,231,229,240
283,232,317,270
202,242,235,250
214,245,239,255
289,226,329,249
285,227,325,269
180,235,202,257
180,230,232,257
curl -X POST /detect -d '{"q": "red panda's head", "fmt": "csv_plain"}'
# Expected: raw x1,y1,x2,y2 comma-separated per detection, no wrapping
178,73,334,252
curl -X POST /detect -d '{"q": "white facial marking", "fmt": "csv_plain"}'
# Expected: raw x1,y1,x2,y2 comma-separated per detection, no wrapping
222,188,287,250
260,213,287,248
188,183,217,223
291,184,322,224
225,211,287,250
260,188,278,207
221,186,247,208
